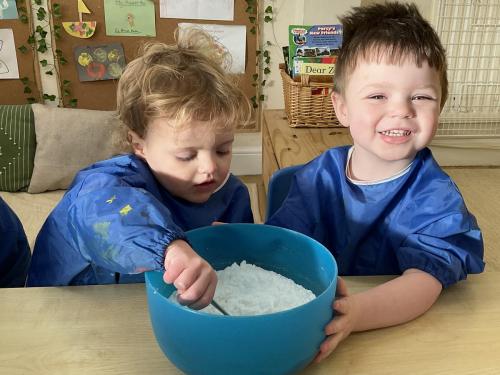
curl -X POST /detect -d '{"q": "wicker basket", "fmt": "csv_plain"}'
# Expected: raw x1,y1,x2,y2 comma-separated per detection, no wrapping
280,68,340,128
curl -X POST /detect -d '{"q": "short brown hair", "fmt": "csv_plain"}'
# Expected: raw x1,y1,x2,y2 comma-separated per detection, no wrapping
334,2,448,108
117,28,251,139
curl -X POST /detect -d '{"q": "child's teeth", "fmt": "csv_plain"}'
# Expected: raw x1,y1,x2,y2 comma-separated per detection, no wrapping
381,130,411,136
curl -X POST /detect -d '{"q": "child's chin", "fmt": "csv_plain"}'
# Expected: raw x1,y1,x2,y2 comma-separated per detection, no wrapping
185,193,212,204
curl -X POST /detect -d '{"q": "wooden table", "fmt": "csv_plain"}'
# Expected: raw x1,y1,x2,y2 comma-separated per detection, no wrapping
262,109,352,191
2,273,499,374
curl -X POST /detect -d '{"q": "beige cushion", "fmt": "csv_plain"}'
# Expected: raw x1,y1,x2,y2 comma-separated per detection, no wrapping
0,190,65,249
28,104,126,193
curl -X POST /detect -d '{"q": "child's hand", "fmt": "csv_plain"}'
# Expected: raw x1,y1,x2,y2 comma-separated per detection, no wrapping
314,277,359,363
163,239,217,310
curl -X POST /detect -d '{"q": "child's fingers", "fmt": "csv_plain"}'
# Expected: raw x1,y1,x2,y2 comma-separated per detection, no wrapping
186,274,217,310
179,268,217,309
211,221,226,225
314,333,343,363
336,276,349,297
333,297,349,315
324,314,347,336
172,263,202,295
163,257,185,285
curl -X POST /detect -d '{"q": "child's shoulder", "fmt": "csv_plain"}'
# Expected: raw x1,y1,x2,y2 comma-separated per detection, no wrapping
416,148,455,183
306,145,350,170
68,153,154,192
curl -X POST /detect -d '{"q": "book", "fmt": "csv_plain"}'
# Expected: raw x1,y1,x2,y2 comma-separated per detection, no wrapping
288,24,342,78
292,56,337,77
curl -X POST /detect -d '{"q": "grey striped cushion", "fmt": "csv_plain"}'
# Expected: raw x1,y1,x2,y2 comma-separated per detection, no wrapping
0,105,36,192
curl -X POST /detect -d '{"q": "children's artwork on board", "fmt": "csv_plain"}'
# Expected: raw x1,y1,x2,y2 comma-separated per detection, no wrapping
160,0,234,21
0,0,18,20
62,0,97,38
74,43,126,82
104,0,156,37
179,23,246,74
0,29,20,79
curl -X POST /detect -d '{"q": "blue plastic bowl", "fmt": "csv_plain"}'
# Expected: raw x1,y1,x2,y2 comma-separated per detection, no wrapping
145,224,337,375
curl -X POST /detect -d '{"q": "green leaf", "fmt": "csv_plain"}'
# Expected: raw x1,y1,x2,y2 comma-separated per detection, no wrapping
245,6,255,14
24,86,32,94
20,76,29,84
27,33,36,44
27,97,37,104
256,50,261,56
249,16,256,24
63,79,71,87
19,14,28,23
18,45,28,54
263,50,269,57
250,26,256,35
264,67,271,75
264,15,273,23
55,49,63,56
63,89,70,97
69,98,78,108
265,56,271,64
45,71,53,75
259,94,265,101
37,7,47,21
40,59,48,67
265,5,273,13
266,41,272,46
252,73,258,81
37,44,48,53
261,80,266,86
43,94,56,101
34,0,42,5
59,56,68,65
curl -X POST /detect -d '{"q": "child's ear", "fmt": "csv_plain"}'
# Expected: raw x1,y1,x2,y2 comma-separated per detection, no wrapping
331,91,349,128
128,131,146,159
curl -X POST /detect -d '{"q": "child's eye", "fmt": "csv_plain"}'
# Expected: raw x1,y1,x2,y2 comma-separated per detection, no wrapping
217,150,231,156
176,153,196,161
412,95,435,101
368,94,385,100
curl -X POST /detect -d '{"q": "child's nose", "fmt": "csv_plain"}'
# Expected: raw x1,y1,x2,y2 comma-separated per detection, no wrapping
199,154,217,174
391,99,416,119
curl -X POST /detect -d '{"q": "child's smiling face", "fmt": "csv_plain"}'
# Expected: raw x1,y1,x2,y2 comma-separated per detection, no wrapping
332,57,442,180
130,118,234,203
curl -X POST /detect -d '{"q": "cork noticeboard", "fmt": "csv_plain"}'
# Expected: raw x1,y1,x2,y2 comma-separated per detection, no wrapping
0,2,41,105
51,0,258,130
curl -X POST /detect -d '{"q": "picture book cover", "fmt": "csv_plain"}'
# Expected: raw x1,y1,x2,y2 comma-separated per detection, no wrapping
288,24,342,77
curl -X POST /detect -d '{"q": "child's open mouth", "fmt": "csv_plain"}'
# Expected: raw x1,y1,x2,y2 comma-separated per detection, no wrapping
379,129,412,137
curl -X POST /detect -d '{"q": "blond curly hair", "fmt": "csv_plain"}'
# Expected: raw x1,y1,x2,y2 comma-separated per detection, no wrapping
116,28,251,140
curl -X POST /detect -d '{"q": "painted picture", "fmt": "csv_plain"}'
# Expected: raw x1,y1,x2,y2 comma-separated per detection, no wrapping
0,29,20,79
104,0,156,37
74,43,126,82
62,0,97,39
0,0,18,20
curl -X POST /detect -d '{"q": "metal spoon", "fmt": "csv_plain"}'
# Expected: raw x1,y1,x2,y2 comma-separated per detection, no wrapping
210,299,230,316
